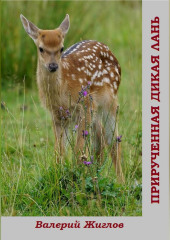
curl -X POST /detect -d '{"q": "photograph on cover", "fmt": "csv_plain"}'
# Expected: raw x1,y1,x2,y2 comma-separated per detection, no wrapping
1,1,142,217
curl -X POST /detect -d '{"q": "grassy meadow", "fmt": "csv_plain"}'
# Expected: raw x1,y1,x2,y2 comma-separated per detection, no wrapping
1,1,142,216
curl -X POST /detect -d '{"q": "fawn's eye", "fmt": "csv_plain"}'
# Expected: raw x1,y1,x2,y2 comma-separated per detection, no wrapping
60,47,64,53
39,47,44,53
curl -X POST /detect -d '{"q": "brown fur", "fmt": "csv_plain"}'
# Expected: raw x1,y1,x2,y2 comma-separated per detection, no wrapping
38,29,63,49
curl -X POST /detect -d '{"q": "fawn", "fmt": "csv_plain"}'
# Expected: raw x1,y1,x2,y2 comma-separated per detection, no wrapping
20,14,124,183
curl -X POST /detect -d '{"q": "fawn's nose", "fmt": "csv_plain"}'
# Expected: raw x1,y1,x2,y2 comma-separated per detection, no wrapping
49,63,58,72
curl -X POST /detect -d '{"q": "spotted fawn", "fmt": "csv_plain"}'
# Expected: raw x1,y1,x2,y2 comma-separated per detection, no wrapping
20,14,124,183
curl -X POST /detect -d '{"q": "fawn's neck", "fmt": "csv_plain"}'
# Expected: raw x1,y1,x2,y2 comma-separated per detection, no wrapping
36,59,66,109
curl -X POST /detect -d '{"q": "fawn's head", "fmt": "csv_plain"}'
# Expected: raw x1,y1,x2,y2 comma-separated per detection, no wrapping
20,14,70,73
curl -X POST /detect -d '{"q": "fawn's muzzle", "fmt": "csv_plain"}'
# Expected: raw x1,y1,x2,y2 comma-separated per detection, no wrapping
49,63,58,72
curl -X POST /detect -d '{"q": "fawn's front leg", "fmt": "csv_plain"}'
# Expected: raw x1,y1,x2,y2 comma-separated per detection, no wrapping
75,105,91,162
52,119,65,162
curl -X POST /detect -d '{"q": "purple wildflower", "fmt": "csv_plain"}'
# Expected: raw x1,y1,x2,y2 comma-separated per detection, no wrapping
65,109,71,118
59,106,63,110
82,130,88,137
83,90,88,97
83,161,92,166
75,125,78,130
117,135,122,142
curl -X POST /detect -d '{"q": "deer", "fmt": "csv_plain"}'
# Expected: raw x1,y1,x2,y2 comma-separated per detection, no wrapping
20,14,124,183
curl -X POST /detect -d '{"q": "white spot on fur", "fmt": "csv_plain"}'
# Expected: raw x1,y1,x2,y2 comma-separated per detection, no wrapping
110,56,114,61
85,69,92,76
102,69,108,74
115,75,119,81
84,60,88,67
84,55,93,60
71,74,76,80
102,77,110,84
94,81,103,86
89,66,93,71
97,71,102,78
79,78,83,83
115,66,119,75
104,46,109,50
103,52,107,57
62,61,70,69
113,82,117,90
81,66,85,71
110,72,114,78
92,71,98,81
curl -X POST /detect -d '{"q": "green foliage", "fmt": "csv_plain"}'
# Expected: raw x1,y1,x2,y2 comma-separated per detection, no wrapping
1,82,142,216
1,1,142,216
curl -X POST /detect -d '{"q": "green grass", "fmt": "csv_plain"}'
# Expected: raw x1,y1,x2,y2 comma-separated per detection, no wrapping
1,1,142,216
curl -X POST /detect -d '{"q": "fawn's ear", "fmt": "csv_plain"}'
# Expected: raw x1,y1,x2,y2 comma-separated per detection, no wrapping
20,14,39,41
59,14,70,36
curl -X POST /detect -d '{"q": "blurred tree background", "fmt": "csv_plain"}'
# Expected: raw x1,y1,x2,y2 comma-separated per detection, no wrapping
1,0,141,88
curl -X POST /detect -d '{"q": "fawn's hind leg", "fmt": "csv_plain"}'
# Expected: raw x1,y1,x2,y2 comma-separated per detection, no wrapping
104,105,124,183
111,126,124,183
93,119,105,164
